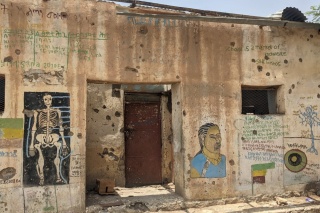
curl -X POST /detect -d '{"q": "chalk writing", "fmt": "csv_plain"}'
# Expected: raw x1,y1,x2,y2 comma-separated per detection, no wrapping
226,44,284,52
265,52,287,56
240,115,286,164
300,97,314,100
245,151,284,163
242,117,284,141
1,28,109,67
26,8,43,17
70,155,85,177
254,59,281,66
309,164,320,169
0,178,21,184
0,150,18,157
303,168,317,175
287,143,308,150
226,43,288,67
0,3,8,14
226,46,250,52
127,16,191,27
2,30,34,50
47,11,66,19
242,143,284,152
0,3,88,23
0,60,41,68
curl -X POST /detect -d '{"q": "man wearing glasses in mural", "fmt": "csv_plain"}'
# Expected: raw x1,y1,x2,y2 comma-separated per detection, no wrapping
191,123,226,178
28,94,69,185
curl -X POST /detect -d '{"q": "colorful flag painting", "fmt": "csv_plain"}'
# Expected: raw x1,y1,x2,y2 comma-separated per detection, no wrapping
251,162,275,184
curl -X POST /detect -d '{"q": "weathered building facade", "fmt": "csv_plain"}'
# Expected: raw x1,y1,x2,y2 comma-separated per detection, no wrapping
0,0,320,212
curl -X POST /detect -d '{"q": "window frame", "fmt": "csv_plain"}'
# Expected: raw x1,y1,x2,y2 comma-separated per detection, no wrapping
241,85,285,115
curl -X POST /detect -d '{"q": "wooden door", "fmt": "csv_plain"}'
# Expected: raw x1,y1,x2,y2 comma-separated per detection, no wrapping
125,94,162,187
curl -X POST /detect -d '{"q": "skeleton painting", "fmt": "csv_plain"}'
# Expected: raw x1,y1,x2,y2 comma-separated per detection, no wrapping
23,92,70,186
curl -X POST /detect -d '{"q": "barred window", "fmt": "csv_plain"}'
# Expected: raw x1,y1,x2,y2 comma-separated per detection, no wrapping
0,75,4,114
242,87,277,115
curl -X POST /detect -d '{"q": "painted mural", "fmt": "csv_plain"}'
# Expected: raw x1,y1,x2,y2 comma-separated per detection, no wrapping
283,104,320,185
251,162,275,184
299,106,320,155
284,149,307,173
0,118,24,139
0,118,23,188
191,123,226,178
236,115,285,194
23,92,71,186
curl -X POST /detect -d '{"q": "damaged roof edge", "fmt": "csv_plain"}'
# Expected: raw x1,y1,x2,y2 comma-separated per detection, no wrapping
110,0,266,19
117,10,320,29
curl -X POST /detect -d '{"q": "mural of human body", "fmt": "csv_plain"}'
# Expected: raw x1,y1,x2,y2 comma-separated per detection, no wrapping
191,123,226,178
24,92,70,186
29,94,68,185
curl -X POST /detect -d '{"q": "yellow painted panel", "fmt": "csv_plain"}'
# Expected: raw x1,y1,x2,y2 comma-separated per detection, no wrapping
252,169,267,177
2,128,24,139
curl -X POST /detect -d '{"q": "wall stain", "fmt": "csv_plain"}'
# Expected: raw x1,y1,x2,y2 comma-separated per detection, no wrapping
23,109,34,117
15,49,21,55
3,56,13,62
0,167,16,180
77,133,82,139
125,66,138,73
229,159,235,166
97,148,119,161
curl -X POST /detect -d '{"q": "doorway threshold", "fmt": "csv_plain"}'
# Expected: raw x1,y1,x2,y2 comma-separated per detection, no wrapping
86,183,183,212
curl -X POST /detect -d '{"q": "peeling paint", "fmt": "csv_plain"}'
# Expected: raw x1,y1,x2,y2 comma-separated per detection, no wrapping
115,111,121,117
125,66,139,73
77,133,82,139
23,68,64,85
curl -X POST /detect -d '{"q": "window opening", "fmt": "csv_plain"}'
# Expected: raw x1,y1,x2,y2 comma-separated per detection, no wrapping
0,75,4,114
242,87,277,115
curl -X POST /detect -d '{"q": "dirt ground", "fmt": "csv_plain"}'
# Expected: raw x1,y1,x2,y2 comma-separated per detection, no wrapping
86,184,320,213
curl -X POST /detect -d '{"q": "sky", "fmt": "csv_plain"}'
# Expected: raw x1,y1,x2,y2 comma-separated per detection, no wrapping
115,0,319,21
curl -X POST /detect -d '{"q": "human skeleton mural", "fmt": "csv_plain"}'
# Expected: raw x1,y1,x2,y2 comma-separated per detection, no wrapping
23,92,70,186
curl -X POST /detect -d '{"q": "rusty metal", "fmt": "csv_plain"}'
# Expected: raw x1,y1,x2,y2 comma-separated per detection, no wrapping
125,95,162,187
110,0,265,19
116,10,320,29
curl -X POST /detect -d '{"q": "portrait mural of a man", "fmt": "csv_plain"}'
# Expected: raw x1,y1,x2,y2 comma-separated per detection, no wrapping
191,123,226,178
23,92,71,186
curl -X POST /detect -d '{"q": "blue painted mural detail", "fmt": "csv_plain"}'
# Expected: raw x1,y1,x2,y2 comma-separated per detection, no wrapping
299,106,320,155
190,123,226,178
23,92,71,186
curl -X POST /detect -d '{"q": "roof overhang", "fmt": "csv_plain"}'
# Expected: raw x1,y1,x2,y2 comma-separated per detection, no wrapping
116,6,320,30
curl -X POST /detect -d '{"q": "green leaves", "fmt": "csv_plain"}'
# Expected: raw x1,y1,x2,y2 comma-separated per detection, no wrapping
306,4,320,23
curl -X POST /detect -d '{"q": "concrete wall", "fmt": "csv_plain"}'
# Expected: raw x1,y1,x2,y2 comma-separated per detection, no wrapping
0,0,319,211
86,83,125,189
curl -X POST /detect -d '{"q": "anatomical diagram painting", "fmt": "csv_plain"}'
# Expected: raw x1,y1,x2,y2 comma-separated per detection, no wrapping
23,92,71,186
